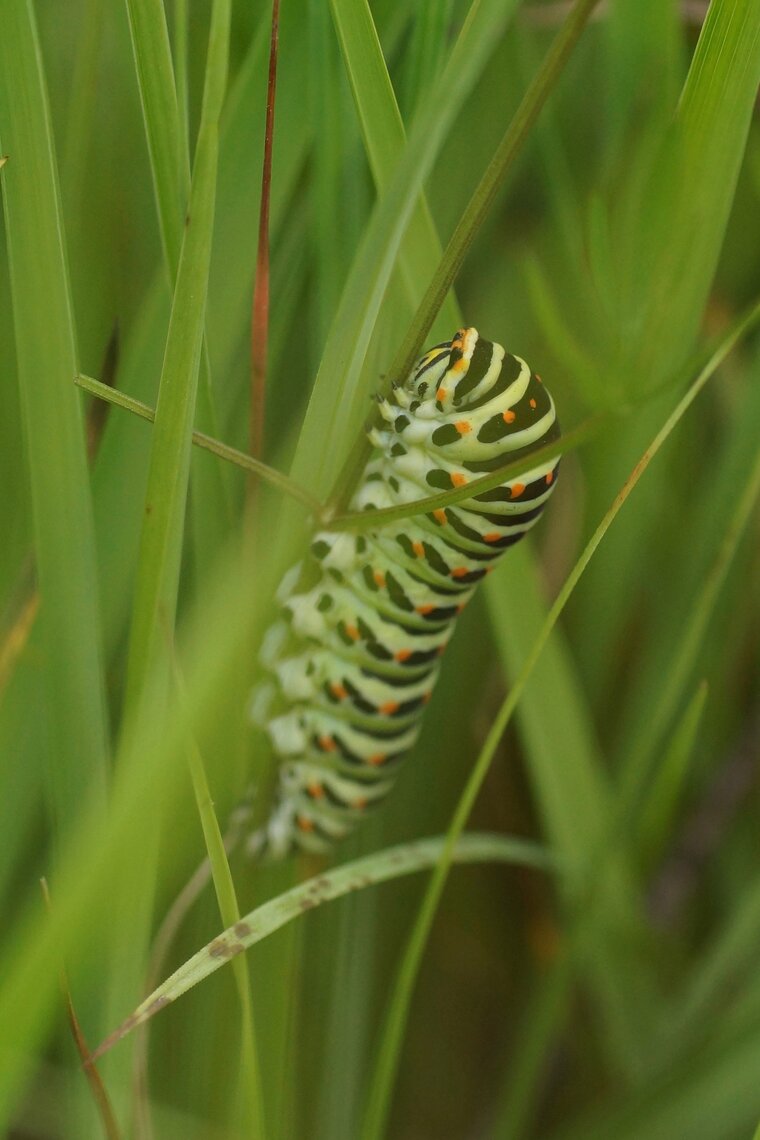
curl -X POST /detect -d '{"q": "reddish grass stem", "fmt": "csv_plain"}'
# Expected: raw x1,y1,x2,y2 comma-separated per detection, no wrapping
249,0,280,483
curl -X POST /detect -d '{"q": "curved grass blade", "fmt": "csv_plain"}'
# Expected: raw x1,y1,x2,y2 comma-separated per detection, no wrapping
93,833,557,1057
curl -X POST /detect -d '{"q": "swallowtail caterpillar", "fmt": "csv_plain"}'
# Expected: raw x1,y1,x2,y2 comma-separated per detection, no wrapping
249,327,560,859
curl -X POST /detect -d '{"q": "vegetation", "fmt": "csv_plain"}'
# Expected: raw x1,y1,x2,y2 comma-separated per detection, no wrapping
0,0,758,1137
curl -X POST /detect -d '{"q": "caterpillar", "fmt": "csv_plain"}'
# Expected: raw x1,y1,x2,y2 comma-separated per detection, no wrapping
248,327,560,859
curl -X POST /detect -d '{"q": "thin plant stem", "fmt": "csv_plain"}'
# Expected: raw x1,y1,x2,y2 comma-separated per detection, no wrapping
75,374,322,515
249,0,280,478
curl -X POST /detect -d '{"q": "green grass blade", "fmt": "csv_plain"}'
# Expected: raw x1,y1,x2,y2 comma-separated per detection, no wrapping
330,0,459,331
606,0,760,395
616,340,760,743
399,0,454,115
173,0,190,166
124,0,184,275
631,0,760,383
619,415,760,799
170,654,265,1139
0,503,267,1121
0,0,110,832
361,297,760,1137
635,681,708,874
125,0,232,580
123,0,229,713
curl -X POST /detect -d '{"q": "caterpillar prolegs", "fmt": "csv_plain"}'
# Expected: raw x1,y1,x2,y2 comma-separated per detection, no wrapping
249,328,560,859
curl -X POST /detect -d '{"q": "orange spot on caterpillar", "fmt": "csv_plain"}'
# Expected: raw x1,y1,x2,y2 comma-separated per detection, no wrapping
455,420,471,434
510,483,526,498
412,541,425,558
297,816,314,832
416,604,435,615
485,566,495,574
307,783,324,799
373,570,386,588
318,735,337,752
379,700,399,715
433,508,447,525
451,566,469,579
456,604,466,614
395,648,412,662
368,753,387,767
529,397,537,409
502,410,516,424
484,532,501,543
345,623,361,641
451,472,467,487
437,644,446,655
330,682,348,699
422,691,432,703
545,471,554,485
436,387,447,402
353,797,368,810
452,356,466,371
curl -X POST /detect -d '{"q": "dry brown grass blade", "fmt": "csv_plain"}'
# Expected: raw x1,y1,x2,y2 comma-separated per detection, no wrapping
40,879,122,1140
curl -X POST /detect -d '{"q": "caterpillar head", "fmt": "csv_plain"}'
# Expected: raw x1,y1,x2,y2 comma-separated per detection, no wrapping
408,328,506,413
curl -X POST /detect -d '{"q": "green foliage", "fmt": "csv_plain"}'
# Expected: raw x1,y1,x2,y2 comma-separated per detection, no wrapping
0,1,758,1138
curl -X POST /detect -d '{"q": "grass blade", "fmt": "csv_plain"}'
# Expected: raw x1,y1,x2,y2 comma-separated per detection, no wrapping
330,0,460,330
169,651,265,1139
123,0,230,712
635,681,709,875
125,0,233,582
0,0,110,834
123,0,184,275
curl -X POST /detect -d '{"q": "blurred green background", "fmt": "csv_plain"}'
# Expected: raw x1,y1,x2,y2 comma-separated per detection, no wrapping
0,0,759,1137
